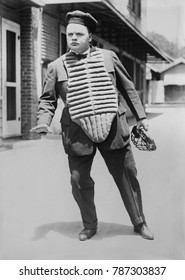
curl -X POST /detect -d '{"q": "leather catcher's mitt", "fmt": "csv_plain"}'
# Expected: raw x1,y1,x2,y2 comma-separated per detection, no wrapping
131,125,157,151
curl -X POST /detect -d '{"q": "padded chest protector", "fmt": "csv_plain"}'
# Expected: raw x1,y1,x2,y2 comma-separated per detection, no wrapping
64,48,118,143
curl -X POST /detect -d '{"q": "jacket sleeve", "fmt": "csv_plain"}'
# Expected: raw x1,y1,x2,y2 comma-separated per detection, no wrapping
37,62,58,125
112,51,146,120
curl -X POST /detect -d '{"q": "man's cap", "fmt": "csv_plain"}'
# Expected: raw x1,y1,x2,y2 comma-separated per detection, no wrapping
66,10,98,33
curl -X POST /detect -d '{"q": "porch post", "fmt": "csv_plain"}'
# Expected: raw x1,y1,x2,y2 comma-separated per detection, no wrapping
0,18,2,146
20,6,42,140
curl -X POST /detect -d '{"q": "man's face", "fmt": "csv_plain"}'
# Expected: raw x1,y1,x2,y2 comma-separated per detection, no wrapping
66,23,92,53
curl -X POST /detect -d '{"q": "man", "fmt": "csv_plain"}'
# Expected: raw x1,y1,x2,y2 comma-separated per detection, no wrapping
32,10,154,241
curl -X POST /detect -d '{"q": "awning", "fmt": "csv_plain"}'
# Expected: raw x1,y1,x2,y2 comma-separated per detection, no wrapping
27,0,171,62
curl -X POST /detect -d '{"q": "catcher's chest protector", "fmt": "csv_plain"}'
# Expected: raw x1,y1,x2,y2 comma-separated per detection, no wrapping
63,48,118,143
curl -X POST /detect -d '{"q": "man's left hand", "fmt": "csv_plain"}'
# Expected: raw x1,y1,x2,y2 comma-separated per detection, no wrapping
137,118,149,131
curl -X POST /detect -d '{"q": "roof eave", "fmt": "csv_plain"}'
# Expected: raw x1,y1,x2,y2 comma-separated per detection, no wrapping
28,0,172,61
160,59,185,73
102,0,171,62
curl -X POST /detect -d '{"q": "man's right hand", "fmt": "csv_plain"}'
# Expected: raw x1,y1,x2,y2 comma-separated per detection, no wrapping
30,124,50,135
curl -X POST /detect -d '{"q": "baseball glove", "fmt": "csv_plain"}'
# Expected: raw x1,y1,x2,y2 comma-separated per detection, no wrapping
131,125,157,151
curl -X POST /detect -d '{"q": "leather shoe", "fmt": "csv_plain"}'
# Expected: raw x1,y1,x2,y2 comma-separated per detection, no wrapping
79,228,97,241
134,223,154,240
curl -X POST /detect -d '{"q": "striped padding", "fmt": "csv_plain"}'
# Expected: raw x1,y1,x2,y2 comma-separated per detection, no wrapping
64,48,118,142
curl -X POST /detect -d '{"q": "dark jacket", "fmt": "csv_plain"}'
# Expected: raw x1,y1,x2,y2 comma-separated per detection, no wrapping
37,47,146,155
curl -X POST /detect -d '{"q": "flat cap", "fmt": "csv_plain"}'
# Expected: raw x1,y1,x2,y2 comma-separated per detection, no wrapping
66,10,98,33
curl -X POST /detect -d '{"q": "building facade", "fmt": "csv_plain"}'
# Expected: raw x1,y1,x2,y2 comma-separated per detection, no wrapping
147,59,185,104
0,0,169,144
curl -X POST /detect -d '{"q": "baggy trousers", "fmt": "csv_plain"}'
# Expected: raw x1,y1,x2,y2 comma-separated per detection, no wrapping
68,143,145,230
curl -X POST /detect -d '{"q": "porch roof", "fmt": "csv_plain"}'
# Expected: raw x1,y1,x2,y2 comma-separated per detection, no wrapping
160,58,185,73
26,0,171,62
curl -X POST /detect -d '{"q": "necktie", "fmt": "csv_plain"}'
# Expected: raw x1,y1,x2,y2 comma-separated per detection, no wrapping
76,53,88,60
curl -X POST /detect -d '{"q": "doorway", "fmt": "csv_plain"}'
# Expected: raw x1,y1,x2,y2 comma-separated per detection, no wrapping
2,19,21,137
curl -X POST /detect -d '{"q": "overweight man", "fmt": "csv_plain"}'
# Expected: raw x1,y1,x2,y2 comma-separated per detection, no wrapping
32,10,154,241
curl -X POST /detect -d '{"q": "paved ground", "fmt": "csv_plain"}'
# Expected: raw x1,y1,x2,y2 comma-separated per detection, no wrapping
0,105,185,260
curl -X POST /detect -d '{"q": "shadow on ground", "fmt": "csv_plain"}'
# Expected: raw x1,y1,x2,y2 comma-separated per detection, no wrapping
31,221,136,241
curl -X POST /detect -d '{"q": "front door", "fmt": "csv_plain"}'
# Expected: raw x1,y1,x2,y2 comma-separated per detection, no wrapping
2,19,21,137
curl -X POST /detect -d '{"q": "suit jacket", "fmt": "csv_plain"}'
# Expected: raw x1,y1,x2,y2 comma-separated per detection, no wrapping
37,47,146,156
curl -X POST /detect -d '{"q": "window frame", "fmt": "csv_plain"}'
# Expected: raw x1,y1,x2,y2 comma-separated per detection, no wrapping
128,0,141,18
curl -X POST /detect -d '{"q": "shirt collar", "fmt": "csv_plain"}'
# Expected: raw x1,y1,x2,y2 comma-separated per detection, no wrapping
70,47,90,56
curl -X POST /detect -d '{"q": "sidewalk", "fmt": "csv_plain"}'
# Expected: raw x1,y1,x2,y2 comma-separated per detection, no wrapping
0,106,185,260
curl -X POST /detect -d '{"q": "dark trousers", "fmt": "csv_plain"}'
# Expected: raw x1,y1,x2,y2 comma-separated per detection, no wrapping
68,143,145,229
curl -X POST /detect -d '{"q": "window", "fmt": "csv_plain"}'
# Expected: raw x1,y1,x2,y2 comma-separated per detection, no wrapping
128,0,141,18
7,30,16,82
6,30,17,121
7,87,16,120
60,25,67,55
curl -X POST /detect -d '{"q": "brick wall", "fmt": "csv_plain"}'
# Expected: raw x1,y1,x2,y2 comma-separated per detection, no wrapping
20,7,40,140
0,18,2,146
20,6,63,140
